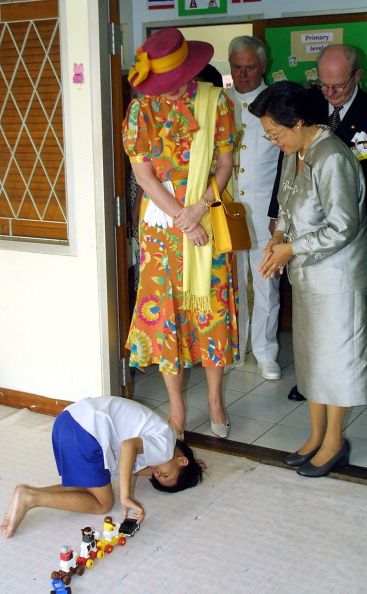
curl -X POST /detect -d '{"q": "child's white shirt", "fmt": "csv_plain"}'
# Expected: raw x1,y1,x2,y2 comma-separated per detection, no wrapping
65,396,176,474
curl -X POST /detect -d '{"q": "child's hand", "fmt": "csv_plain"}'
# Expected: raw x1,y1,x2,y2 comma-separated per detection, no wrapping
121,496,145,524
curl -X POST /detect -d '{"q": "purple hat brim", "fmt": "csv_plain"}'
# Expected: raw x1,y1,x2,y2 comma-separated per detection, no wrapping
132,40,214,96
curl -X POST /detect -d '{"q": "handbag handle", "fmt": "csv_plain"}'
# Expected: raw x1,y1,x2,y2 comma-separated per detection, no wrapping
210,177,222,204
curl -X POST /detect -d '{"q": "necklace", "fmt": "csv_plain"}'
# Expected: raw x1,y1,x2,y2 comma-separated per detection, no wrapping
297,126,323,161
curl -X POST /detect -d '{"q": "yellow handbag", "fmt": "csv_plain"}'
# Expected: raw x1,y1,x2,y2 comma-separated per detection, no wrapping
210,177,251,253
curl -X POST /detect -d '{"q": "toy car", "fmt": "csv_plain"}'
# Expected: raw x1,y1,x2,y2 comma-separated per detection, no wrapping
50,578,71,594
119,518,140,537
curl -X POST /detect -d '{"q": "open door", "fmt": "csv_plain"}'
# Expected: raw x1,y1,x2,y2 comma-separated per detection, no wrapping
108,0,131,396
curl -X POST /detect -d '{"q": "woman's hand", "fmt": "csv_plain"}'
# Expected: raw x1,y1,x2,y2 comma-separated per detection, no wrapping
259,243,293,278
185,224,209,247
264,230,284,253
120,495,145,524
261,230,286,273
174,204,206,233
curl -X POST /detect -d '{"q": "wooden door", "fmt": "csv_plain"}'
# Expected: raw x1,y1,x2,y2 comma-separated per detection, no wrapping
108,0,131,396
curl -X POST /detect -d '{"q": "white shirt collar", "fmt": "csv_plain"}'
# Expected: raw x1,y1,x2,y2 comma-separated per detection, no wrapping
232,80,267,103
328,84,358,119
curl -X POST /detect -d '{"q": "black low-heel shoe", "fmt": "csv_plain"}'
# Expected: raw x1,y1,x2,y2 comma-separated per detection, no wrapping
284,445,320,467
296,440,350,478
287,385,306,402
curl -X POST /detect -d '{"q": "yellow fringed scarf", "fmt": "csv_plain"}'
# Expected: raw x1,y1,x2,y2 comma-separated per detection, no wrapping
182,82,222,313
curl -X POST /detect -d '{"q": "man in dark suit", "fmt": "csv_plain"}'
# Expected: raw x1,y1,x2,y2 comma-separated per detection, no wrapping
268,44,367,401
316,44,367,180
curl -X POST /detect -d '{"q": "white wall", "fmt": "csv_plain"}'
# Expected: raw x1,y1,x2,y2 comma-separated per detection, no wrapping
121,0,367,66
0,0,116,401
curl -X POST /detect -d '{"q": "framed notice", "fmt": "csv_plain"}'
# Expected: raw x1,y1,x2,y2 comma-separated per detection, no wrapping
178,0,227,16
291,28,343,62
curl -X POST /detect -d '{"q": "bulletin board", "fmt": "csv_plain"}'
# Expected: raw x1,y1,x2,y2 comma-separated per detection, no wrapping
253,14,367,91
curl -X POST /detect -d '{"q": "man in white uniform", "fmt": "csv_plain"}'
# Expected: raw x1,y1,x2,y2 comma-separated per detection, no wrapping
226,36,281,380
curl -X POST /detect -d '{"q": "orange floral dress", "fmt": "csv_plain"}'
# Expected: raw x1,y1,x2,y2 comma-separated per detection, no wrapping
122,81,239,374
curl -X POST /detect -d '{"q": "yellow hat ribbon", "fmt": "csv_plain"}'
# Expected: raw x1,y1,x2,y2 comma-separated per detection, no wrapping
128,41,189,87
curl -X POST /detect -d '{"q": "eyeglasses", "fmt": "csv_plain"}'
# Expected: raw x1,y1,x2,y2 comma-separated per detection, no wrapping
316,71,356,92
263,127,288,142
263,131,280,142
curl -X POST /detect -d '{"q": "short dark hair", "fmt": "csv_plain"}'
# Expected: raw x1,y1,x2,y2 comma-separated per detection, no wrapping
197,63,223,87
149,439,203,494
248,80,317,128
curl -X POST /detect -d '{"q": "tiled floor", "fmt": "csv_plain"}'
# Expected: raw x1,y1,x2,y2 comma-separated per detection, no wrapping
131,331,367,468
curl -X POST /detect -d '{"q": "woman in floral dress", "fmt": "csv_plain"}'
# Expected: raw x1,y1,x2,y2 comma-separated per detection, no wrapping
123,28,238,439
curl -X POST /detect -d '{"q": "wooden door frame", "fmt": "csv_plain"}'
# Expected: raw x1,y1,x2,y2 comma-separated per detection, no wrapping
107,0,131,396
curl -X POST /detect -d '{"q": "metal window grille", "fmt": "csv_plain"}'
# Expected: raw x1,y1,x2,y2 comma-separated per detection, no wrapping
0,0,67,242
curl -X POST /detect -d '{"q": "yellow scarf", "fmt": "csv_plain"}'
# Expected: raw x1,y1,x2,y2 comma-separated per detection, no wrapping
182,82,222,313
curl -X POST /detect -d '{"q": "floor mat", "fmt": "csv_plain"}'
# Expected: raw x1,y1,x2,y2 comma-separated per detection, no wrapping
0,406,366,594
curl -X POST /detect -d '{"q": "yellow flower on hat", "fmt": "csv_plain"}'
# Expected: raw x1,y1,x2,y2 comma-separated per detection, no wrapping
128,48,151,87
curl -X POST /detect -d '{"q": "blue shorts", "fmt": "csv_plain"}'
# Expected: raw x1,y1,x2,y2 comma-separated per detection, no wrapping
52,411,111,488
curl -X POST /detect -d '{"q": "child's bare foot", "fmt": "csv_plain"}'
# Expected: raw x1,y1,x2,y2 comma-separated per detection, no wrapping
0,485,35,538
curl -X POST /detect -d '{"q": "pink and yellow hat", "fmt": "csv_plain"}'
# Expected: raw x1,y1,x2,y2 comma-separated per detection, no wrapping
128,28,214,95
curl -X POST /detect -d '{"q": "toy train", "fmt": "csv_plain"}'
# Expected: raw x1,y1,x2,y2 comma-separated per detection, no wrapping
50,516,140,588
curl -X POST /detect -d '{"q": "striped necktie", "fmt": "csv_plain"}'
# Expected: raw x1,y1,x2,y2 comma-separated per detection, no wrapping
328,106,343,132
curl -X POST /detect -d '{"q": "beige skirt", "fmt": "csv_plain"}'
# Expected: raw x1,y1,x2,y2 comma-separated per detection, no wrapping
292,285,367,406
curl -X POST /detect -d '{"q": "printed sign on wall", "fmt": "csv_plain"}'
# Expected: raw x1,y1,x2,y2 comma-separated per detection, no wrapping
178,0,227,16
291,28,344,62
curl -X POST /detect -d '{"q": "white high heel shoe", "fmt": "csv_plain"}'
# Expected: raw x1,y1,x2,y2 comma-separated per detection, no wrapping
211,415,231,438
